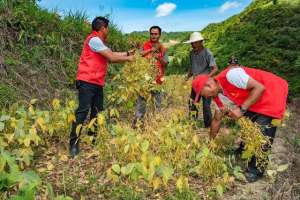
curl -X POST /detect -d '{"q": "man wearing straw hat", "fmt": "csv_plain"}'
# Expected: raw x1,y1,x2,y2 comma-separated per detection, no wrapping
184,32,218,127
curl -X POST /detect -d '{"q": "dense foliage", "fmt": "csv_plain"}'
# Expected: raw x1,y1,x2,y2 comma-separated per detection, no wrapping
0,0,130,107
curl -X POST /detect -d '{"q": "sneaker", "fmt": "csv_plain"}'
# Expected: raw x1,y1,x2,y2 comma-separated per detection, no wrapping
245,169,263,183
69,142,80,158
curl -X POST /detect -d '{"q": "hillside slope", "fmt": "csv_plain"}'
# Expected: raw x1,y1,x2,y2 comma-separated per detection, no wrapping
0,0,129,107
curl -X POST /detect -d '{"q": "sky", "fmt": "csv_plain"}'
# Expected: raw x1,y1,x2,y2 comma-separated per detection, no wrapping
37,0,253,33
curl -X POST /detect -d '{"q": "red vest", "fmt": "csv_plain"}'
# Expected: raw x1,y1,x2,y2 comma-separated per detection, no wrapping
76,31,108,86
143,40,166,84
214,67,288,119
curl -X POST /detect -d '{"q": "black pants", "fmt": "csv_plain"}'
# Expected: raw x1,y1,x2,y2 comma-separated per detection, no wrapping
69,80,103,146
189,89,212,127
243,111,277,174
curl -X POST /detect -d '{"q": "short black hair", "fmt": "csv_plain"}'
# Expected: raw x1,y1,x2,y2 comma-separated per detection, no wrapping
92,16,109,31
149,26,162,35
228,55,239,65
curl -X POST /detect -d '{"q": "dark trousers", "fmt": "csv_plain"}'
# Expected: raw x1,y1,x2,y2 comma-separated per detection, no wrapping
189,89,212,127
69,80,103,146
243,111,277,174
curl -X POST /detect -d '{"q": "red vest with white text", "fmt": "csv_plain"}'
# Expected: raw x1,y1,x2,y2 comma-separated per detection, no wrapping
76,31,108,86
214,67,288,119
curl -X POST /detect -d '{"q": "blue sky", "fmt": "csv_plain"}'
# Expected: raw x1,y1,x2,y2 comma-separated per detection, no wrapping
38,0,252,33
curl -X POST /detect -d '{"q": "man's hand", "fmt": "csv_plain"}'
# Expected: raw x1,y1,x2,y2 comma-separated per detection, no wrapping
128,49,136,56
184,76,190,81
228,106,243,120
127,55,135,62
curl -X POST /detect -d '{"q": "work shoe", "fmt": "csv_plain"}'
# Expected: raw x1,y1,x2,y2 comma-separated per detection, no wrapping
69,142,80,158
245,169,263,183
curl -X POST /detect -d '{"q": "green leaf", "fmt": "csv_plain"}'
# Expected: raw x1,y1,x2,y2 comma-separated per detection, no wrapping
0,115,10,122
158,165,174,184
124,145,130,153
202,146,209,157
0,122,4,132
124,163,135,175
46,182,55,200
277,164,289,172
233,166,246,181
216,184,224,196
140,140,149,153
30,99,38,105
19,171,41,191
112,164,121,175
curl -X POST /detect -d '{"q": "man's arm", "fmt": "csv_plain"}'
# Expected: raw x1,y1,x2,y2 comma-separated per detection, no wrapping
140,48,154,57
88,37,134,63
226,68,266,119
113,52,127,57
241,77,265,109
208,65,218,77
100,49,134,63
186,68,193,80
210,109,223,139
206,49,218,77
185,52,193,81
113,49,135,57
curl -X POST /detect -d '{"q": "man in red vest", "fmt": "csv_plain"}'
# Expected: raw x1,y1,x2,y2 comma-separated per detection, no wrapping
70,16,134,157
132,26,168,128
192,64,288,182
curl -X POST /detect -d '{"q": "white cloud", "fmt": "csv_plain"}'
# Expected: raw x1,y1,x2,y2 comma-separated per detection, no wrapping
156,3,177,17
219,1,241,13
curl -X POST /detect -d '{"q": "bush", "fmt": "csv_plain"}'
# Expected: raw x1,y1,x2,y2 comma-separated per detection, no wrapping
0,84,16,108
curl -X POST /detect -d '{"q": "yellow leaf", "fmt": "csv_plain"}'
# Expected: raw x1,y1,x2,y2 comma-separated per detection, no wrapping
5,133,14,143
152,177,161,190
277,164,289,172
37,168,47,173
29,105,35,115
76,124,83,136
267,170,277,177
67,114,76,124
271,119,282,127
30,99,38,105
47,162,54,171
106,168,119,182
67,100,76,108
192,135,199,145
36,117,46,132
59,154,68,162
23,137,31,147
52,98,60,110
176,176,189,192
97,113,105,126
88,118,97,130
152,156,161,166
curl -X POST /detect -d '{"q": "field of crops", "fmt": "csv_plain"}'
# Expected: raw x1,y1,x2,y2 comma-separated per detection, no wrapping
1,54,283,199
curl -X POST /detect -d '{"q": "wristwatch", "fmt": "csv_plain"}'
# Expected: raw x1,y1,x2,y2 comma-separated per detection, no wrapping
239,106,247,115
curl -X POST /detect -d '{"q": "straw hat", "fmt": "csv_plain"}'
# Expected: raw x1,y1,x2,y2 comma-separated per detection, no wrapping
183,32,204,44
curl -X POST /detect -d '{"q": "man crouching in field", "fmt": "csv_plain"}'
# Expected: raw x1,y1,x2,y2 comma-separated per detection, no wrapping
191,63,288,182
69,16,134,157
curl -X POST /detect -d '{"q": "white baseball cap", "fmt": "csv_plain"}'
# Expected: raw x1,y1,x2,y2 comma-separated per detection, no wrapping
183,32,204,44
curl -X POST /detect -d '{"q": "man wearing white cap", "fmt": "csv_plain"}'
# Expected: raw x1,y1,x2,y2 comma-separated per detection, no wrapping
184,32,218,127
